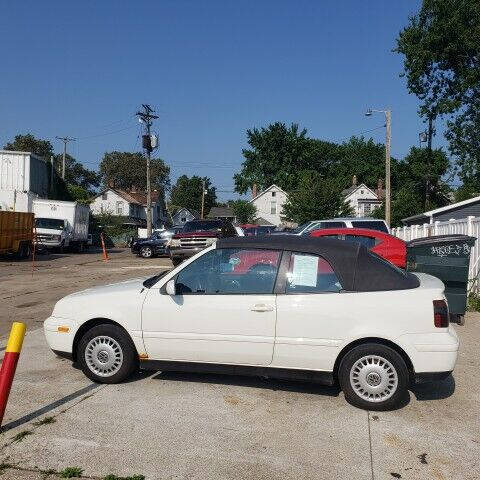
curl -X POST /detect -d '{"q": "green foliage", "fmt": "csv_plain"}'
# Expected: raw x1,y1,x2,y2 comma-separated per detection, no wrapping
54,153,100,193
67,184,91,203
32,416,56,427
396,0,480,192
468,294,480,312
4,133,53,159
99,151,170,192
11,430,33,443
229,200,257,223
282,171,353,225
170,175,217,214
60,467,84,478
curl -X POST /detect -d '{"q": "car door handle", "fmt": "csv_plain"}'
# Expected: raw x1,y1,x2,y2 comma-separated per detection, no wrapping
251,304,274,312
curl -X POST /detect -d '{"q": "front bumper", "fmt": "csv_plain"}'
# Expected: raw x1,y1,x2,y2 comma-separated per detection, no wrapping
169,246,206,259
44,316,76,356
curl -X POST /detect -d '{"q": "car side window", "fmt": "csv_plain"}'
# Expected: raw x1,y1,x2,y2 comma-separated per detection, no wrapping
345,234,376,249
286,253,342,293
175,248,281,295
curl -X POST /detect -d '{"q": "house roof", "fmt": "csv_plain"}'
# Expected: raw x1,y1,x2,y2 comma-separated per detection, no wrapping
207,206,235,218
249,184,288,203
402,195,480,223
173,207,200,218
255,216,274,226
341,183,379,199
93,188,161,206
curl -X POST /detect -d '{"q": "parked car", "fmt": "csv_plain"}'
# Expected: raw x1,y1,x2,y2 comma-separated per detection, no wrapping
44,235,458,411
131,226,183,258
243,225,276,236
310,228,406,268
275,218,390,236
168,219,237,266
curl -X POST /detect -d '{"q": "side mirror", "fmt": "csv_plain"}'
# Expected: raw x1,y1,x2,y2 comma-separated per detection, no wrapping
165,279,176,296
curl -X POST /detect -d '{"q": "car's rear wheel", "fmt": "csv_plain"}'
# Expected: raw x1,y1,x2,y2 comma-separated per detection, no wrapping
77,324,138,384
338,343,408,411
140,246,153,258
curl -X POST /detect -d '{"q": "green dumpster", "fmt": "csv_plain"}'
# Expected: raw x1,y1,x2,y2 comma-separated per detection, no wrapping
406,234,476,324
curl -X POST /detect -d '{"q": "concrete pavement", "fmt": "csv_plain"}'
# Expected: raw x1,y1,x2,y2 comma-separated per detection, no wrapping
0,317,478,479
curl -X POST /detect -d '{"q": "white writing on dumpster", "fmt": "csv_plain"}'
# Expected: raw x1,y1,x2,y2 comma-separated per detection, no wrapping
430,243,471,257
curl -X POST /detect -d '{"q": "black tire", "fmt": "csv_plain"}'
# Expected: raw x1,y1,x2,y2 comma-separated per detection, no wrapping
338,343,409,411
77,324,138,384
171,257,182,267
140,246,153,258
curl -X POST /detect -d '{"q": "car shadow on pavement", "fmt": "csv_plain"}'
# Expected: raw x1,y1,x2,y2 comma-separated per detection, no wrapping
410,374,456,401
151,371,341,397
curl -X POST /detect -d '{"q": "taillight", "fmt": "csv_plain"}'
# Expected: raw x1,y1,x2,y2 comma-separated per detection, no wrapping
433,300,449,328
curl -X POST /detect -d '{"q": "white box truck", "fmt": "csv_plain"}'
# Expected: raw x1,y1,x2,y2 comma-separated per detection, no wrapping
33,199,89,251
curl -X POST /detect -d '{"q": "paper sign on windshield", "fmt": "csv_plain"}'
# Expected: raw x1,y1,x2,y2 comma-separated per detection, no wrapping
291,254,318,287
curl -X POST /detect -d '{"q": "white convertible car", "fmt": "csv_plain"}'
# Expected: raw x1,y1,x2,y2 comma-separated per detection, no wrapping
44,236,458,410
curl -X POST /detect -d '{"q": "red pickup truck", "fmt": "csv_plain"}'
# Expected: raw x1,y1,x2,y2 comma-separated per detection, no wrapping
168,219,237,266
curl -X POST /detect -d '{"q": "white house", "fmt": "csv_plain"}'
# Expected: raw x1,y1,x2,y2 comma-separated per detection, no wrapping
249,184,288,226
171,207,199,226
342,177,383,217
90,188,168,228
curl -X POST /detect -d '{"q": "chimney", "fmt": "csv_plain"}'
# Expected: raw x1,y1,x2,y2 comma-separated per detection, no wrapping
108,179,115,188
352,175,357,186
252,183,257,199
376,178,383,198
131,185,136,193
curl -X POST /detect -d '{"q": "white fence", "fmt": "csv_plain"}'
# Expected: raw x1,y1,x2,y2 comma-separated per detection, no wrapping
391,215,480,285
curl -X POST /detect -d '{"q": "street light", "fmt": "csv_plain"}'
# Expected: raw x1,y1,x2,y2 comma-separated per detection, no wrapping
365,108,391,227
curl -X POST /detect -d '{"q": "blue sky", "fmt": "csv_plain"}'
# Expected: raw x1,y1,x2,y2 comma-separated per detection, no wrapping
2,0,438,201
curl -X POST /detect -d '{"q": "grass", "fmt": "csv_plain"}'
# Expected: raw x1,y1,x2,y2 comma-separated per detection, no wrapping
468,293,480,311
33,416,56,427
59,467,84,478
0,463,12,475
11,430,33,443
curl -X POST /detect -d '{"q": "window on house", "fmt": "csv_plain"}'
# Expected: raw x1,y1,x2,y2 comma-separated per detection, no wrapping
271,201,277,214
116,201,123,215
272,191,276,197
181,217,186,223
102,193,107,200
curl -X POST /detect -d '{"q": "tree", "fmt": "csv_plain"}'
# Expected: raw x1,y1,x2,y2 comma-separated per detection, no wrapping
234,122,335,194
169,175,217,214
282,171,353,225
53,154,100,193
99,151,170,192
396,0,480,191
4,133,54,159
229,200,257,224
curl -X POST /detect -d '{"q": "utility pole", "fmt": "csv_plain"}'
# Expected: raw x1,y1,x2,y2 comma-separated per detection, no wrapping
55,136,76,180
425,115,434,210
365,108,391,227
136,104,158,237
201,179,206,219
385,109,391,228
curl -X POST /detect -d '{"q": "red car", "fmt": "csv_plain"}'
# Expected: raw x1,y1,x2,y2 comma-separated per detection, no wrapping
309,228,406,268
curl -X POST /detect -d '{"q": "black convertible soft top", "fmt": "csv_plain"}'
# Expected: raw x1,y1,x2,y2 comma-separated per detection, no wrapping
217,235,419,292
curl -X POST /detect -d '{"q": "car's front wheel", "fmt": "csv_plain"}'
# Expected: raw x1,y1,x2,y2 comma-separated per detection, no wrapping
140,246,153,258
77,324,138,384
338,343,409,411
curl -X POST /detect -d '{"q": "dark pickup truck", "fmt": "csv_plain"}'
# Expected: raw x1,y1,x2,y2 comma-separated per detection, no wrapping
168,219,237,266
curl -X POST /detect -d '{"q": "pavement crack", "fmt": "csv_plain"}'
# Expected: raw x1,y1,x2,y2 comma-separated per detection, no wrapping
367,410,375,480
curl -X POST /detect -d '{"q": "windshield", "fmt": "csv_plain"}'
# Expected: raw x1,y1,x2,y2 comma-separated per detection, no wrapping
351,220,388,233
292,222,311,234
183,220,223,232
35,218,64,230
142,270,169,288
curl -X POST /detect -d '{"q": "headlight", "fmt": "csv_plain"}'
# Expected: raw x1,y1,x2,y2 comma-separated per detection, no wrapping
54,235,61,241
206,238,217,245
169,238,181,247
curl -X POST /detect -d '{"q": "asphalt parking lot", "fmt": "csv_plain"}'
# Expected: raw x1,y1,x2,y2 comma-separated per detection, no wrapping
0,250,479,479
